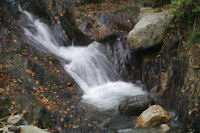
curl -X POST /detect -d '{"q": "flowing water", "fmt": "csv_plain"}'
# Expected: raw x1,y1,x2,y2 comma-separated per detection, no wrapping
20,7,146,111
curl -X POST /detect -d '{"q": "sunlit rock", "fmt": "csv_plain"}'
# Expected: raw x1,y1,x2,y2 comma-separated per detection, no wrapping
136,105,170,127
7,115,23,125
127,8,173,51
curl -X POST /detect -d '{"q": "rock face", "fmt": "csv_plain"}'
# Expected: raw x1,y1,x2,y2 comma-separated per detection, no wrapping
7,115,23,125
138,45,200,131
127,8,173,50
188,43,200,69
118,95,154,116
73,5,139,40
137,105,170,127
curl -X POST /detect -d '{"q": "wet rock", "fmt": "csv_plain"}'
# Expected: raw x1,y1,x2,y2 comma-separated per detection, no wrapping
19,125,49,133
73,4,139,40
160,124,170,132
7,125,20,133
140,52,200,131
7,115,23,125
127,8,173,51
118,95,154,116
136,105,170,127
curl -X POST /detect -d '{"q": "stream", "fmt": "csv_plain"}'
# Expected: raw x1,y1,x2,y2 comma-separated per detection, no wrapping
19,6,182,133
20,7,146,111
0,1,184,133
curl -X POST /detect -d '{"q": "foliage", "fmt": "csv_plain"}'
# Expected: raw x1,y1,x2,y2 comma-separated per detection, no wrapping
169,0,200,51
189,25,200,46
170,0,200,23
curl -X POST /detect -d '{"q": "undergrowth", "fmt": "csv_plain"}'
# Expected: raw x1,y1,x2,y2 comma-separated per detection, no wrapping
169,0,200,49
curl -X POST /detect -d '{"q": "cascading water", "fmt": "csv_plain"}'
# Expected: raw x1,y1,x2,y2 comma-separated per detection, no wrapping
20,7,146,110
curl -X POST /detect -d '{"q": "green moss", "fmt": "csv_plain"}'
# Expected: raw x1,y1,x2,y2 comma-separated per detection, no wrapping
188,26,200,48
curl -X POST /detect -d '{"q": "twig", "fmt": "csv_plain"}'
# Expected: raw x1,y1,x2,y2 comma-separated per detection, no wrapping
0,116,9,122
193,18,196,35
160,34,172,53
177,31,182,56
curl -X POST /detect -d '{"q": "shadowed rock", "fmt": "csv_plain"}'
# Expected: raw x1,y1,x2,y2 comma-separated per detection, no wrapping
118,95,154,116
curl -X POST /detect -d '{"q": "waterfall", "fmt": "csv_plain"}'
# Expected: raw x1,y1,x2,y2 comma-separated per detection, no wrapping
20,8,145,110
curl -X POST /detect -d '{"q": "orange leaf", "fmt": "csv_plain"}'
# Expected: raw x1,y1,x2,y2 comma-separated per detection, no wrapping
58,127,61,131
67,82,71,86
35,80,39,84
68,124,71,129
69,87,73,91
60,118,64,123
32,121,37,125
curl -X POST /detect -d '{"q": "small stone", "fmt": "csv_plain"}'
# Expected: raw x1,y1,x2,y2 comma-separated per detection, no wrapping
160,124,170,132
19,125,50,133
7,115,23,125
136,105,170,127
7,125,20,132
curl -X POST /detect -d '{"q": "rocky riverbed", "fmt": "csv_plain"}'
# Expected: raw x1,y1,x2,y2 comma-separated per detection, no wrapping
0,0,199,133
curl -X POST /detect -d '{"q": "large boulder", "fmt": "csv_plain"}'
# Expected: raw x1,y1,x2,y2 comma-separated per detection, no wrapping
136,105,170,127
127,8,173,51
118,95,154,116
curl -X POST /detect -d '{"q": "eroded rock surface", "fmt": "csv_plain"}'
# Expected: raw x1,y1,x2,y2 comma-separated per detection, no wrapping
136,105,170,127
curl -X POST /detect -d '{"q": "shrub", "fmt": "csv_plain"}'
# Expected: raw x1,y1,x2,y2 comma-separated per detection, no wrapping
170,0,200,23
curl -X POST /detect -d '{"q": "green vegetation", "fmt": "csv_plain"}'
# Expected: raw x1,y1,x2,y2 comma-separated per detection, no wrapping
169,0,200,50
188,26,200,46
170,0,200,24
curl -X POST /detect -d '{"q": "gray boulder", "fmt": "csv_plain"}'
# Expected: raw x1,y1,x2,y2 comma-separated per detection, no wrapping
118,95,154,116
127,8,173,51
